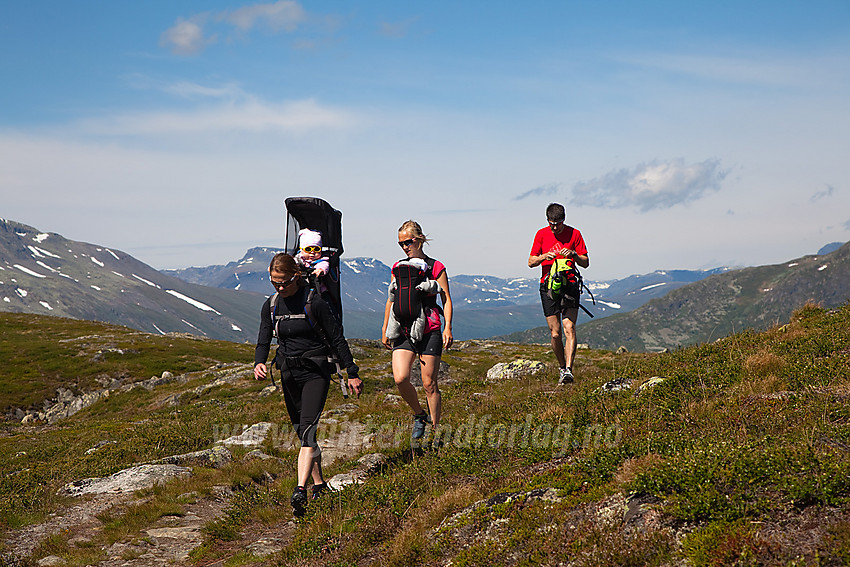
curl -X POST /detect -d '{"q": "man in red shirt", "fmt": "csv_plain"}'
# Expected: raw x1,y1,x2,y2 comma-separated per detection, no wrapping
528,203,590,385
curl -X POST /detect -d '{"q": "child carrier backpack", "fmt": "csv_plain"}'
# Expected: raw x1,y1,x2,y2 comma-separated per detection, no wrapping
547,258,596,318
276,196,349,396
392,259,429,327
284,197,344,324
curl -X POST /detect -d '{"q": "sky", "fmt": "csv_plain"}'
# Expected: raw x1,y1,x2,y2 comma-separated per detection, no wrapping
2,1,849,281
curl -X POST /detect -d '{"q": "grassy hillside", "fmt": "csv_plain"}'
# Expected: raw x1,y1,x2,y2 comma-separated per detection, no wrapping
1,304,849,565
0,312,251,413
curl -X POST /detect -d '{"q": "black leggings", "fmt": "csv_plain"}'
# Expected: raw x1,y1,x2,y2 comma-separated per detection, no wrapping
279,369,330,449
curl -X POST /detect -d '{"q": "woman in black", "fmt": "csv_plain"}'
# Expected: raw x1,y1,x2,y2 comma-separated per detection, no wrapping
254,253,362,516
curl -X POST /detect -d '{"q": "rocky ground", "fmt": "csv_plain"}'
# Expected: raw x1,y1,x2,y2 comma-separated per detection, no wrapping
1,361,391,567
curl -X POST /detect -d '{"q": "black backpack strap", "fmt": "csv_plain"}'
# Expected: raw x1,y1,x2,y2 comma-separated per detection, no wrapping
302,287,342,366
572,269,595,318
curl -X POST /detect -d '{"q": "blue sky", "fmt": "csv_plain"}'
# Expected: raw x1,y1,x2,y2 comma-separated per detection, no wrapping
2,1,849,281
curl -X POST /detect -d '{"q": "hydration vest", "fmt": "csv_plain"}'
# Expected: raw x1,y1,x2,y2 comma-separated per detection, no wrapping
546,258,595,318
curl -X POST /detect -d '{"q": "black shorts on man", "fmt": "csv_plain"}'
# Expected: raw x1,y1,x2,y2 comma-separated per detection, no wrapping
539,281,579,317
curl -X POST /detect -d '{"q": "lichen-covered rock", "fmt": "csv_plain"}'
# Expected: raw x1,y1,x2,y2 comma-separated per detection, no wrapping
485,359,545,383
61,464,192,497
637,376,666,395
218,422,275,447
327,453,388,491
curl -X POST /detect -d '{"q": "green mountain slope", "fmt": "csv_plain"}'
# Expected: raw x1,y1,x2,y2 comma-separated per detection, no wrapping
2,303,850,564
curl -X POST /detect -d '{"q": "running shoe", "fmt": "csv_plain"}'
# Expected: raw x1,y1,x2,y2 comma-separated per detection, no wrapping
411,412,432,439
558,367,574,385
291,486,308,517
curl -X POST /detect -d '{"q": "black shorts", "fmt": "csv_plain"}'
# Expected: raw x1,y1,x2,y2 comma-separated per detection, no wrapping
539,282,579,317
393,330,443,356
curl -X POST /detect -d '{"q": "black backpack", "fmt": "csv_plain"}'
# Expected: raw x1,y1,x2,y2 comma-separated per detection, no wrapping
392,260,429,327
268,287,350,397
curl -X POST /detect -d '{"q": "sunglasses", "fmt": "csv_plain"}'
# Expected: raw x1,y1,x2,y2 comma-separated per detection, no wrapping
398,238,417,248
301,245,321,253
269,273,299,289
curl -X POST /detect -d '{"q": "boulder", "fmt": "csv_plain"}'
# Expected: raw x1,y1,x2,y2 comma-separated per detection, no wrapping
598,377,633,393
485,359,545,383
61,464,192,497
327,453,388,491
218,422,275,447
636,376,667,395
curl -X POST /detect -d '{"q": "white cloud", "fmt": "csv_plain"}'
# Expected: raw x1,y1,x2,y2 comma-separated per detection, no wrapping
161,1,305,55
74,98,357,137
618,50,843,89
570,158,729,212
159,17,211,56
163,81,247,101
223,1,305,32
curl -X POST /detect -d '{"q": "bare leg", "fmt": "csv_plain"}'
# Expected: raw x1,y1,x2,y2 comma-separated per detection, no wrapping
418,354,442,428
562,308,579,370
392,348,424,414
297,447,324,487
546,314,566,368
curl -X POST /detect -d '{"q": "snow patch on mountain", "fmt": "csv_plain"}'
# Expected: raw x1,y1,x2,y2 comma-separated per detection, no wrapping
14,264,47,278
36,261,59,273
166,290,222,315
133,274,159,288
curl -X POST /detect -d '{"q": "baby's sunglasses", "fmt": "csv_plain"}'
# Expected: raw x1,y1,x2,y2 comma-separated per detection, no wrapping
301,245,322,253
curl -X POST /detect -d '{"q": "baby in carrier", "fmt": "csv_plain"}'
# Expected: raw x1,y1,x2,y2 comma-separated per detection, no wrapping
295,229,330,279
294,228,340,319
385,257,442,342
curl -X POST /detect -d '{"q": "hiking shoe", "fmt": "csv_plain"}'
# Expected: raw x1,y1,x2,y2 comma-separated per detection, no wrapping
311,483,331,500
558,367,574,385
291,486,308,517
411,412,432,439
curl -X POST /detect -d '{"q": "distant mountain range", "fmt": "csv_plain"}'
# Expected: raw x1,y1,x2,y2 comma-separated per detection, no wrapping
163,247,735,339
499,241,850,352
7,217,841,348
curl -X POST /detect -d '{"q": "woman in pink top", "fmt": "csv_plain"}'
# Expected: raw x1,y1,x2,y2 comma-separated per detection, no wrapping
381,220,453,441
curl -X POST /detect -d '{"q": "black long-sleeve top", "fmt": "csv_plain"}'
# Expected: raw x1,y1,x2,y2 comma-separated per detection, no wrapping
254,286,356,372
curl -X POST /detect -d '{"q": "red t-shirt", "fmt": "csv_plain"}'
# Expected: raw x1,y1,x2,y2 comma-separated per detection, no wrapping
529,226,588,283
